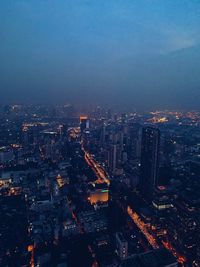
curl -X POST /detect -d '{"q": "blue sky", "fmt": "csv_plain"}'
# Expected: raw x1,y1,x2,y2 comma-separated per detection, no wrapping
0,0,200,109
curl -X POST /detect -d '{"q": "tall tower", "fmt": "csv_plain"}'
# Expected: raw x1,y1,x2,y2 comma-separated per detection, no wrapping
139,127,160,200
108,144,117,174
80,116,88,133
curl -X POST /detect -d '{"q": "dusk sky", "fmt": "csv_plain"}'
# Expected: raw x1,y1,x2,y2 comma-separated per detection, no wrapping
0,0,200,110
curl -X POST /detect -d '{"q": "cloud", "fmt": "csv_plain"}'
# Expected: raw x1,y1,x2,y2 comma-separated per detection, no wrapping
160,31,199,54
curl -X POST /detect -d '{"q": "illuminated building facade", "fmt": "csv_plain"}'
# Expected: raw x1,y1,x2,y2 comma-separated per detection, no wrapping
88,183,109,205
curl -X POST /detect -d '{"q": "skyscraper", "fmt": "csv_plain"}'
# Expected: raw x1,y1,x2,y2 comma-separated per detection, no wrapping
108,144,117,174
80,116,88,133
139,127,160,200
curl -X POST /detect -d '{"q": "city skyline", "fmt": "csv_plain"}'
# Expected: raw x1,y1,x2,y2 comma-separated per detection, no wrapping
0,105,199,266
0,1,200,266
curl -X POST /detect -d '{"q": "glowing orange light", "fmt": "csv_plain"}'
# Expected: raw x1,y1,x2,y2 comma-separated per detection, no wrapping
28,245,34,252
80,116,88,120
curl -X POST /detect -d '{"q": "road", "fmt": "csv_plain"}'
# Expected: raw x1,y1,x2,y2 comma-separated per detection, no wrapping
82,146,110,186
127,206,159,249
127,205,186,266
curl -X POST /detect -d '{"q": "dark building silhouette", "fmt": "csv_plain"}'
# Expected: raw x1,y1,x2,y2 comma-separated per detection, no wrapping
139,127,160,200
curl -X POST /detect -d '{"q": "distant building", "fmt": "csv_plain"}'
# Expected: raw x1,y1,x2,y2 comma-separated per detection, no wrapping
108,144,117,173
62,219,78,237
0,147,14,164
60,124,68,137
78,210,108,233
139,127,160,200
116,232,128,260
80,116,89,133
100,123,106,147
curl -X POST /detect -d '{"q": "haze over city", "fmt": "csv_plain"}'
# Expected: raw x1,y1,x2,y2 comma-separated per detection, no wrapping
1,0,200,109
1,2,200,267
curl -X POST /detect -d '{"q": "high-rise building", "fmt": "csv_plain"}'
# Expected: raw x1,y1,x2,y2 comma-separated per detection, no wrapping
108,144,117,173
139,127,160,200
127,123,141,160
80,116,88,133
100,123,106,147
116,232,128,260
60,124,68,137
